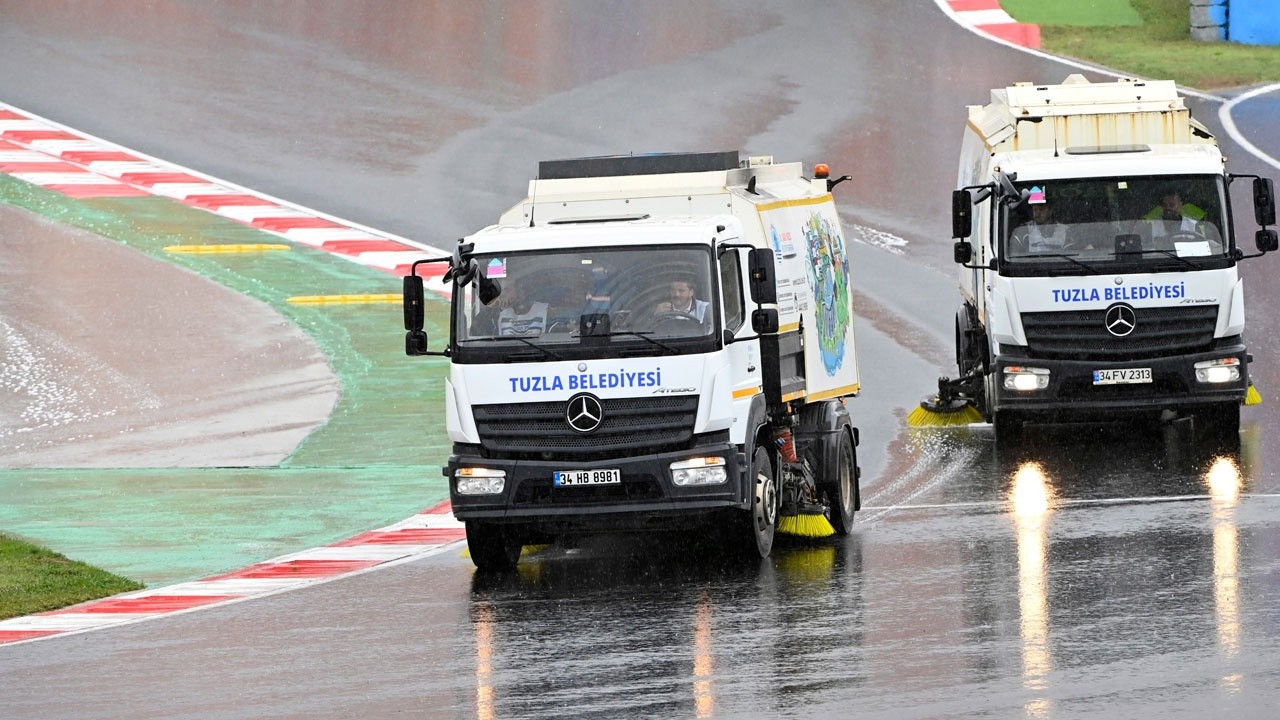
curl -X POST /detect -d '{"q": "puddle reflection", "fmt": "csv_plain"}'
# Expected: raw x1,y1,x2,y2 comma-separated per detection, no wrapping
1010,461,1054,718
1206,454,1242,691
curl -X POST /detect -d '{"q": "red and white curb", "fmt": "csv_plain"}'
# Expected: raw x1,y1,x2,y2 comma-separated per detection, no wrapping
0,104,453,294
0,106,473,647
0,502,464,646
940,0,1041,49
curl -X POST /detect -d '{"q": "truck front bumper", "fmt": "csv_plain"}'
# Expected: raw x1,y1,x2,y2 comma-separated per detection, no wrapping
445,439,747,533
991,344,1249,418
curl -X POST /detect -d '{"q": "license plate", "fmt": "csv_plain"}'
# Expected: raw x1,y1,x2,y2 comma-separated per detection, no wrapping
553,469,621,486
1092,368,1152,385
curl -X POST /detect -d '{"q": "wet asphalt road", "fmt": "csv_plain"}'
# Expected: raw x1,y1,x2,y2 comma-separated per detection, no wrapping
3,1,1280,717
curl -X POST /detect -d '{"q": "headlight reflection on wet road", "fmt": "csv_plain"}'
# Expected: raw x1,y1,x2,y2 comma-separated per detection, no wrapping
1205,455,1242,693
1010,461,1055,719
693,592,714,718
474,603,496,720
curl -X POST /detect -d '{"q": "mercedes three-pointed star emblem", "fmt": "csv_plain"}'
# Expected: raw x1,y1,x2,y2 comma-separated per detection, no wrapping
1104,303,1137,338
565,393,604,433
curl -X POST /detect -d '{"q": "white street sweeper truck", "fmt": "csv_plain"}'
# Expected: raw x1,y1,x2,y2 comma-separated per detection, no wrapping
402,152,863,569
914,75,1276,441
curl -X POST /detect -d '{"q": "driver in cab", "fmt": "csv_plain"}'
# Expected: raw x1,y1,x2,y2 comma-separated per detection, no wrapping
1010,192,1070,255
654,277,709,322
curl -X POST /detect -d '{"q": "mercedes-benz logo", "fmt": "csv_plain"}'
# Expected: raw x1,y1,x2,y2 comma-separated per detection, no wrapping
1104,303,1136,337
565,393,604,433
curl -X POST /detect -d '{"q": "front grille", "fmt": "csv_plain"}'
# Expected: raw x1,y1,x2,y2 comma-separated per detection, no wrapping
473,395,699,457
1021,305,1218,360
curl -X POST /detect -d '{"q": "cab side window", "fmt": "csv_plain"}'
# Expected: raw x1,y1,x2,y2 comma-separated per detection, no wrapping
720,252,745,333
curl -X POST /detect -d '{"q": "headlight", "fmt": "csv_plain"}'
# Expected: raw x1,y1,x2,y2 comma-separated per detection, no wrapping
456,467,506,495
671,457,727,486
1003,366,1049,391
1195,357,1241,384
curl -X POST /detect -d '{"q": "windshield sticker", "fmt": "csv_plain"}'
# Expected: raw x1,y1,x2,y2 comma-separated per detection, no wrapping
1028,185,1046,204
508,368,663,393
485,258,507,278
1051,282,1186,303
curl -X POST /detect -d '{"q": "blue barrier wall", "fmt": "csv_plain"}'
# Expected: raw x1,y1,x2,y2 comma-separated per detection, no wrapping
1230,0,1280,45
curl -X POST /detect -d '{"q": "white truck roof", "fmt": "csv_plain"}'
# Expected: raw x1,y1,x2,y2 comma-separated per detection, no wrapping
469,215,734,253
498,153,821,226
968,74,1216,153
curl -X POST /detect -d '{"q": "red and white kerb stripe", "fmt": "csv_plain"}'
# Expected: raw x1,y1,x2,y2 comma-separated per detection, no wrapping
0,502,464,646
0,105,451,287
942,0,1041,49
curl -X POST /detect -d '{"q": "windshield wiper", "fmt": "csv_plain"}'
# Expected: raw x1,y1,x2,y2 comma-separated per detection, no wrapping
1005,253,1101,274
1114,248,1201,271
459,335,564,361
580,330,680,355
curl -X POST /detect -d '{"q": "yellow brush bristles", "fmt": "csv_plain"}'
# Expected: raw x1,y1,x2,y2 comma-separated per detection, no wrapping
907,402,983,427
776,512,836,538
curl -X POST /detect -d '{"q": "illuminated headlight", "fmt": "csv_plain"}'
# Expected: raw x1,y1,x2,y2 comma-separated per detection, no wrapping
1003,366,1050,391
1195,357,1241,384
455,467,506,495
671,457,727,486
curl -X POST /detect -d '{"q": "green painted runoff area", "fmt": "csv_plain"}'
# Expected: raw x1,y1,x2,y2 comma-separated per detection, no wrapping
1003,0,1280,90
0,175,453,586
1001,0,1142,27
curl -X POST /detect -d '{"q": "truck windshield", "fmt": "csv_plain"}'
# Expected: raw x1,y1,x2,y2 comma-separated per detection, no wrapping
1000,175,1233,275
452,245,718,360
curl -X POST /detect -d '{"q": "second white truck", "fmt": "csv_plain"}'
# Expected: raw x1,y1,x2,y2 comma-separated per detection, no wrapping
926,75,1276,440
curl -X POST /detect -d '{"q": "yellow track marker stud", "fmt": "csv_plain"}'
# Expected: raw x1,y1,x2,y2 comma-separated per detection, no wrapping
164,244,291,254
286,294,401,305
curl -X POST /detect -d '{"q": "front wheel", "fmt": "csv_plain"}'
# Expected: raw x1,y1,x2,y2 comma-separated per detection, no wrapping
1196,402,1240,446
466,521,522,572
733,446,777,558
825,431,858,536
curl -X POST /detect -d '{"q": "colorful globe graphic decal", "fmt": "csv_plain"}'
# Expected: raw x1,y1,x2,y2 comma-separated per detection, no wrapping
804,212,850,375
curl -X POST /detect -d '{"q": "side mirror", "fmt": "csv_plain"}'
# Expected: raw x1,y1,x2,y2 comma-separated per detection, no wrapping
403,275,425,331
953,240,973,265
748,247,778,304
477,274,503,306
1257,228,1278,253
405,330,430,356
996,171,1028,205
951,189,973,239
1254,177,1276,226
751,308,779,335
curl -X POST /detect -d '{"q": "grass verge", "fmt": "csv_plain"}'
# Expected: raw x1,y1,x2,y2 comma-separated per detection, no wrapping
1,533,143,621
1003,0,1280,90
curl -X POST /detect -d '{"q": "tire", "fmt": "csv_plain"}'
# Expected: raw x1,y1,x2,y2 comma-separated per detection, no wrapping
992,410,1025,445
825,431,858,536
1196,403,1240,446
466,521,522,572
955,305,986,377
734,446,777,559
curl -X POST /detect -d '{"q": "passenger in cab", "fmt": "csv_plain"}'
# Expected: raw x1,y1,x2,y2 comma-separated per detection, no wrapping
1146,187,1206,239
